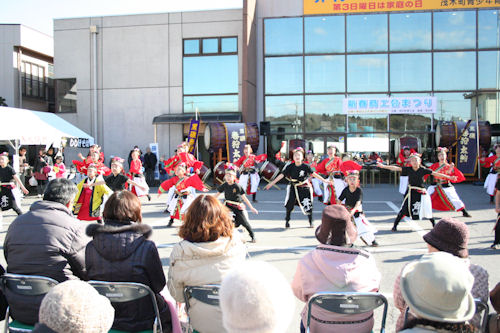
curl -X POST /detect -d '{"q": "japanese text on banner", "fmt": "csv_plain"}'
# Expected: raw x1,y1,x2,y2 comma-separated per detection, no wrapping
187,120,200,155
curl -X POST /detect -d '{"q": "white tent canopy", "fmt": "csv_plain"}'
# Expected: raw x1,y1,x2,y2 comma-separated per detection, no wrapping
0,106,94,148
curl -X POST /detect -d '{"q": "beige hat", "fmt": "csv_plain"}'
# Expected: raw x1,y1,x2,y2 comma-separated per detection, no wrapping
39,280,115,333
400,252,475,323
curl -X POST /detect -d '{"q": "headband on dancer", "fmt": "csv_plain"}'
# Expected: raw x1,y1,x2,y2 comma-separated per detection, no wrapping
409,152,422,159
403,146,410,150
293,147,305,155
224,163,237,174
437,147,448,153
346,170,360,178
0,152,8,157
87,163,98,170
176,162,187,170
112,157,124,164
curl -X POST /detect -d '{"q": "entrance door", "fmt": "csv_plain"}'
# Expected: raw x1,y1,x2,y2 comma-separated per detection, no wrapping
305,135,346,158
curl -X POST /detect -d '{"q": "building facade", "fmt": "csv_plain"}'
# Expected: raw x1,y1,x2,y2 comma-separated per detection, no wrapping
53,0,500,164
0,24,54,112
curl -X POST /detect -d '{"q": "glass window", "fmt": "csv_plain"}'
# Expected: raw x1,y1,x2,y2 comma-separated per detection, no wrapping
433,52,476,91
202,38,218,54
348,114,387,132
183,55,238,95
477,92,499,124
265,95,304,133
265,17,303,55
390,13,431,51
347,14,388,52
347,133,389,153
433,92,473,122
390,93,432,132
305,95,345,132
183,95,238,113
221,37,237,53
265,57,303,94
479,51,500,90
305,55,345,93
184,39,199,55
434,11,476,50
479,10,500,49
390,53,431,92
304,16,345,54
347,54,388,92
56,78,77,113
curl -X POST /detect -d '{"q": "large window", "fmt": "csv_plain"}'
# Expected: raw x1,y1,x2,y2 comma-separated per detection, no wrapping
264,9,500,140
183,37,238,112
55,78,76,113
22,61,46,99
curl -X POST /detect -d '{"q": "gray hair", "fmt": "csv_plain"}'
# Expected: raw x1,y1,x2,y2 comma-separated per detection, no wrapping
43,179,77,205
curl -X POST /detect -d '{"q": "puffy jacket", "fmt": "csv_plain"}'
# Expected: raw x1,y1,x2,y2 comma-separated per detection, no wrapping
168,234,247,333
291,244,381,333
3,200,89,324
85,221,172,333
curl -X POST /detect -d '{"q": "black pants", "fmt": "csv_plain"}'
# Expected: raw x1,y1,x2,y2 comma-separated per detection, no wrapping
37,180,47,196
285,207,313,224
145,169,155,186
227,205,254,239
495,214,500,245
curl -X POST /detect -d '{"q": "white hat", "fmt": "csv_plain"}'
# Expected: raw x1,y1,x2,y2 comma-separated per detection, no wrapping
400,252,475,323
39,280,115,333
220,261,295,333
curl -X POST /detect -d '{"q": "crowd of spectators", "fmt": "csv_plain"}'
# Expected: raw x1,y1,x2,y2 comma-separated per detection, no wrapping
0,178,498,333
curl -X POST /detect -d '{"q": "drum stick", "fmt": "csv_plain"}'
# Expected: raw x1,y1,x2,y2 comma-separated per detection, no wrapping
262,178,280,190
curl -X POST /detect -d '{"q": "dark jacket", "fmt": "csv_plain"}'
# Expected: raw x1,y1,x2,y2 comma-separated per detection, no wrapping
32,324,57,333
85,222,172,332
3,200,89,324
144,152,158,170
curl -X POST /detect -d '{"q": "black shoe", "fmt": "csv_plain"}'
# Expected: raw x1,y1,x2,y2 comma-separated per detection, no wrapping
371,240,379,247
391,227,398,232
250,237,256,243
318,196,323,202
147,195,151,201
309,220,314,228
163,208,169,214
429,218,435,227
462,209,472,217
168,218,174,227
285,221,290,229
490,195,495,203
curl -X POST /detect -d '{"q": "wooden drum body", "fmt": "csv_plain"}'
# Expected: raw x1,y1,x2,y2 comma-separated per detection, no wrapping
288,139,307,160
436,121,491,149
259,161,280,182
394,136,421,154
198,164,211,184
213,161,226,185
204,123,260,154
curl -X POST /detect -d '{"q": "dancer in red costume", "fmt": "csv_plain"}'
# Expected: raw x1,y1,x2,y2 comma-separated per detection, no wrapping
234,144,267,203
128,149,150,200
480,144,500,203
74,164,111,222
316,145,344,205
164,143,203,175
426,147,471,217
158,163,207,226
305,150,323,201
73,151,111,176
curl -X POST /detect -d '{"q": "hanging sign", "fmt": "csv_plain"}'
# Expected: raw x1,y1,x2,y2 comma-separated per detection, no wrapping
343,96,436,115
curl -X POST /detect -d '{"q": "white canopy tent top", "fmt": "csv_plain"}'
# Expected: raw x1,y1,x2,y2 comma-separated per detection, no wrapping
0,106,94,148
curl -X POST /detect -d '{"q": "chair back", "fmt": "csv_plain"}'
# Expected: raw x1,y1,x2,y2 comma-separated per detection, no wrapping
306,292,388,333
88,281,162,333
1,273,59,333
183,285,220,327
474,298,489,333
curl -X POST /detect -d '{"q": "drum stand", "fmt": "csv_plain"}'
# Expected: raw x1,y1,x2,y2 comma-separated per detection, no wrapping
261,178,280,190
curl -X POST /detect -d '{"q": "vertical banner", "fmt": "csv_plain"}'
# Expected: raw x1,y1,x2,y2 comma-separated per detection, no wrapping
149,143,159,180
224,123,247,163
187,119,200,155
456,121,478,176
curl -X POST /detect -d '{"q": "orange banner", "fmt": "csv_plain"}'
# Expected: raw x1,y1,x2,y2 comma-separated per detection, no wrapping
304,0,500,15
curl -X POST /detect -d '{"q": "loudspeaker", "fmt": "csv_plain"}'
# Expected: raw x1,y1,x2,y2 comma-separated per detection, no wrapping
260,121,271,136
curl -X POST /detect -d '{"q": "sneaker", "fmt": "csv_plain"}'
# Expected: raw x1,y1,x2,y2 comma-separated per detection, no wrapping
285,221,290,229
163,208,169,214
462,210,472,218
391,227,398,232
371,240,379,247
168,218,174,227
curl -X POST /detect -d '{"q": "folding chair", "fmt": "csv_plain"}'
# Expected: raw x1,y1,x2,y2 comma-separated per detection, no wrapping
183,285,221,333
474,298,489,333
0,273,59,333
88,281,162,333
306,292,388,333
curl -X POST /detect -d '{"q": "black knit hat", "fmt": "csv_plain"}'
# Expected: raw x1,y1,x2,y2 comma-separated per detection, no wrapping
423,217,469,258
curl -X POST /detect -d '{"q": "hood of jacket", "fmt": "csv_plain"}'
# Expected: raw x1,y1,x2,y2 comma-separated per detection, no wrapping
86,221,152,261
173,234,244,260
30,200,73,216
308,244,377,290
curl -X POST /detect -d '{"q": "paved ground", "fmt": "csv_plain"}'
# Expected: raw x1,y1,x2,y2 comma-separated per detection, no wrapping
0,182,498,332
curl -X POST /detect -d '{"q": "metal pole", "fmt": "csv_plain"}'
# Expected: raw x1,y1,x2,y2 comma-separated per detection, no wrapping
475,106,481,180
18,48,22,108
90,26,98,143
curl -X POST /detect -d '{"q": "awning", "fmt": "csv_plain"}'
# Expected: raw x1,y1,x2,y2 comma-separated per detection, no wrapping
153,112,241,124
0,106,94,147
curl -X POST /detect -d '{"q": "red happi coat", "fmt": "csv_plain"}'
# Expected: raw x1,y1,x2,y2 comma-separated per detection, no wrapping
164,152,203,174
234,154,267,169
396,149,416,167
316,156,342,205
72,159,111,176
158,174,205,219
427,162,466,211
480,154,500,172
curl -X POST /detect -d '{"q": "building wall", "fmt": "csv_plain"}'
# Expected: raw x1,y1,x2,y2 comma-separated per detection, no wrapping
54,9,243,161
0,25,19,107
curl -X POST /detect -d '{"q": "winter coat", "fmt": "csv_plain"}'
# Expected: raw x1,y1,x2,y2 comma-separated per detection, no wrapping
31,324,57,333
85,222,172,333
168,234,247,333
399,326,454,332
393,258,489,331
291,244,381,333
3,200,89,324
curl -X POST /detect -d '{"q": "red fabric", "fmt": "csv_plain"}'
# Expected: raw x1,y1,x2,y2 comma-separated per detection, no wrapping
316,156,342,175
430,186,456,211
340,160,362,176
129,159,142,174
76,187,100,221
158,174,205,194
396,149,416,166
179,152,204,172
426,162,465,183
480,154,500,169
234,154,267,168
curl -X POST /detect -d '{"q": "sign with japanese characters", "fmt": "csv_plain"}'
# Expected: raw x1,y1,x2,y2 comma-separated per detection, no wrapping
224,123,247,163
455,121,478,176
304,0,500,15
187,119,200,155
342,96,436,115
